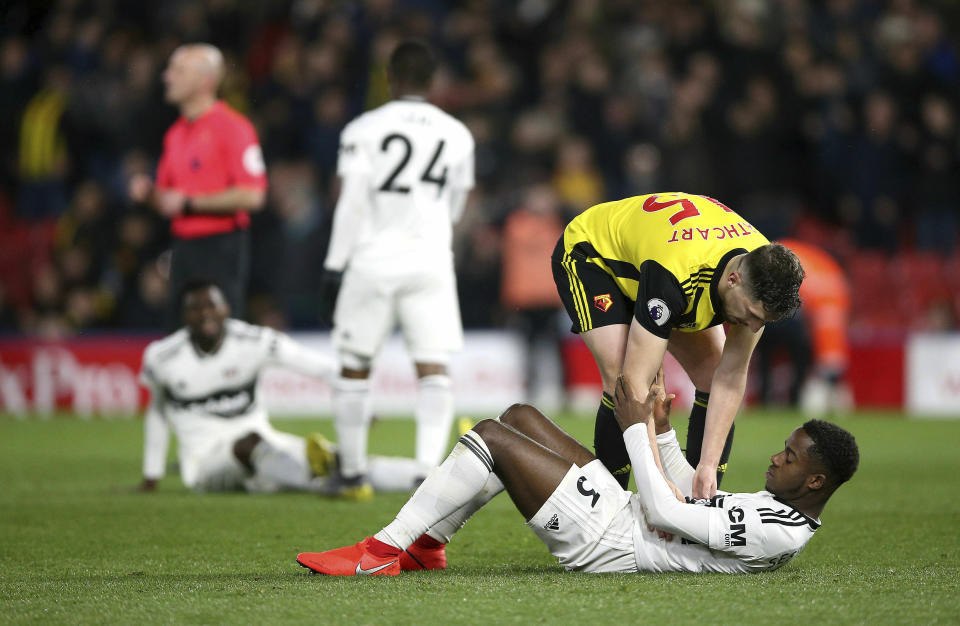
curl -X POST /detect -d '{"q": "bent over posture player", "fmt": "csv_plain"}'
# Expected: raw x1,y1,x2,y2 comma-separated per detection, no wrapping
318,40,475,497
139,281,427,493
296,370,858,575
553,192,805,498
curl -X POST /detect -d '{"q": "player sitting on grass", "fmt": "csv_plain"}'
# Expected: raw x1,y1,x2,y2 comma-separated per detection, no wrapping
297,369,858,574
138,280,429,495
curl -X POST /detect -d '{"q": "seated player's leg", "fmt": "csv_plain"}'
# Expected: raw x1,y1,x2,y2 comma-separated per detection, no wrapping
366,455,431,492
308,429,432,494
667,326,734,485
305,432,337,478
551,238,634,488
233,429,314,492
399,467,503,571
399,266,461,470
400,404,635,571
497,403,596,469
297,418,573,575
182,437,248,492
473,418,582,520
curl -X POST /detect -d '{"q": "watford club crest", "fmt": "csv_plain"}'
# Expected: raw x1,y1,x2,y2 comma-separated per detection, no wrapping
593,293,613,312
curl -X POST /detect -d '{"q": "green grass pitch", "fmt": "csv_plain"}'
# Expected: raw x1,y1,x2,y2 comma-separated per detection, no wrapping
1,410,958,624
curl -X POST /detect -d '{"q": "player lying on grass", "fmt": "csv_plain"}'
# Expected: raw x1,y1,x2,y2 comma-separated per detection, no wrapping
138,280,429,495
297,369,858,574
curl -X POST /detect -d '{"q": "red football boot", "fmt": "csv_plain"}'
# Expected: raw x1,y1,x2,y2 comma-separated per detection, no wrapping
297,537,400,576
399,534,447,571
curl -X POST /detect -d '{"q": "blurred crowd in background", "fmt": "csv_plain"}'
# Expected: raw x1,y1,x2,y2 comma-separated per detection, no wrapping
1,0,959,339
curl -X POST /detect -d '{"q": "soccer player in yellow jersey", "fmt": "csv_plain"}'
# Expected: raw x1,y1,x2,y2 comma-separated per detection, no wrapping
551,192,804,499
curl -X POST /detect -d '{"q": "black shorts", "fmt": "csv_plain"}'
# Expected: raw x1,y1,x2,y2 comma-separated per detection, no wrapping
167,229,250,330
551,237,634,333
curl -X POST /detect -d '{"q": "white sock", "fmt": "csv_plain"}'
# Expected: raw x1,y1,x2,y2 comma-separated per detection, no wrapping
375,430,493,550
367,456,432,492
426,472,504,543
333,377,372,477
249,440,311,490
415,374,454,468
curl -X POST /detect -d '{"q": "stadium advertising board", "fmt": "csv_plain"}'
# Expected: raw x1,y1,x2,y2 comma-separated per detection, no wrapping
0,332,525,417
0,337,150,416
906,333,960,418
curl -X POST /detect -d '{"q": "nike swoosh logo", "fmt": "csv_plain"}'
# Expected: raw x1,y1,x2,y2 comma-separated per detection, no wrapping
355,559,397,575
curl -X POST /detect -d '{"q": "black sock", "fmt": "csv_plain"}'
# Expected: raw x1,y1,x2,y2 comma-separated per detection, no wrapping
716,422,735,487
684,390,709,467
683,390,736,487
594,392,631,488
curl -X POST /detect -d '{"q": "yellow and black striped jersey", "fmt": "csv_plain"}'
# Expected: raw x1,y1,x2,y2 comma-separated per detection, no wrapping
561,192,770,338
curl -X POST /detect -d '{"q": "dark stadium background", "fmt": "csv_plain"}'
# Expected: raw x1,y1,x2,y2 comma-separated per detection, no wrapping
1,0,959,413
2,5,959,622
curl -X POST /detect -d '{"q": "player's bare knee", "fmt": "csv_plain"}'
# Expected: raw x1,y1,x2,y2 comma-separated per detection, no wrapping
232,432,262,471
470,418,508,447
498,403,538,430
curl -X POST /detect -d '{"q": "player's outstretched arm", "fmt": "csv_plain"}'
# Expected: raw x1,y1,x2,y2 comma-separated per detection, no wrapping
618,380,712,543
140,393,170,492
693,323,762,499
614,371,683,502
648,375,696,495
265,330,336,382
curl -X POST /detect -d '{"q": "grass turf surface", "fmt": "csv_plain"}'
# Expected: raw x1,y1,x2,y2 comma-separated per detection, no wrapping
1,411,958,624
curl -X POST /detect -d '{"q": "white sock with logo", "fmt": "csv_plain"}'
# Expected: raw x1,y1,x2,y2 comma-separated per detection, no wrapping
333,377,372,478
425,472,504,543
414,374,455,468
375,430,493,550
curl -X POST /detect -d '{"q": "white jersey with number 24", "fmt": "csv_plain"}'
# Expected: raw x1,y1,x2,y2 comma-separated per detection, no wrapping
335,98,475,270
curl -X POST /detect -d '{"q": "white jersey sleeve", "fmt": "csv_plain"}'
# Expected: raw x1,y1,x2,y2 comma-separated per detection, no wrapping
260,326,335,382
625,424,710,542
140,342,171,480
336,118,374,178
323,173,372,271
655,428,695,495
625,424,818,571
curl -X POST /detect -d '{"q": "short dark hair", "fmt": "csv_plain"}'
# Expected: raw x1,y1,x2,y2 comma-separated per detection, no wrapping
388,40,436,89
178,278,222,309
742,243,804,319
802,419,860,487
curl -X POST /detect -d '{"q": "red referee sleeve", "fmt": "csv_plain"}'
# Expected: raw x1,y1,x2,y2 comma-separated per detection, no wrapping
222,117,267,190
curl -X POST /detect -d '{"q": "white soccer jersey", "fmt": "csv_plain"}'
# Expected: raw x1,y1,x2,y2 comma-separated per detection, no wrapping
139,320,333,482
625,427,820,574
326,97,475,271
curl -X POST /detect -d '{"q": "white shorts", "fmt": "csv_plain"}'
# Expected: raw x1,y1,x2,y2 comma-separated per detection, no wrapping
180,426,306,493
527,459,638,573
333,263,463,363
